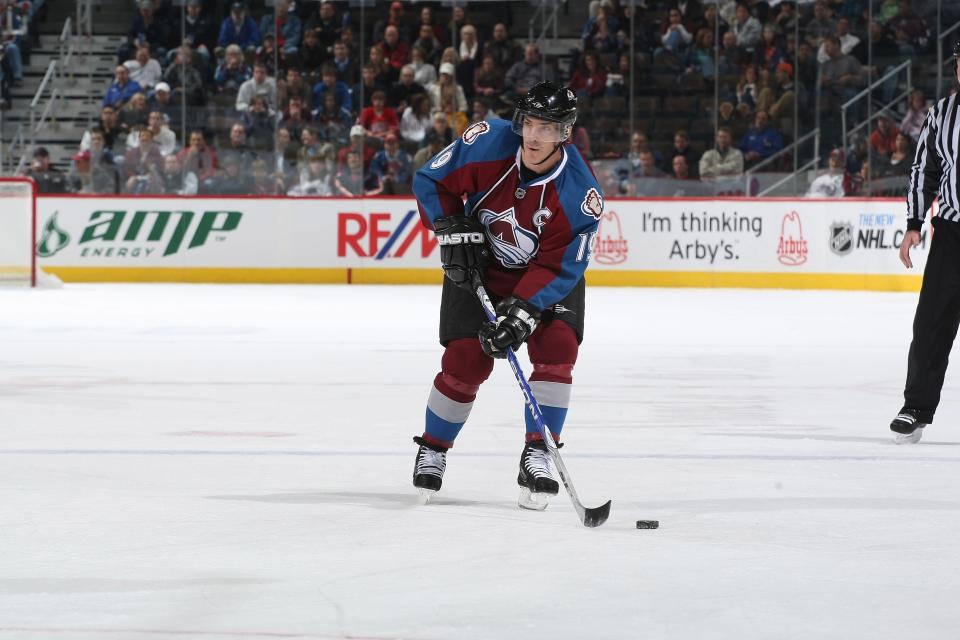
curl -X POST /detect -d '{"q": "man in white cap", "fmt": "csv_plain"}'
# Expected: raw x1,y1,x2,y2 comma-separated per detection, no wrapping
336,124,374,171
149,81,178,127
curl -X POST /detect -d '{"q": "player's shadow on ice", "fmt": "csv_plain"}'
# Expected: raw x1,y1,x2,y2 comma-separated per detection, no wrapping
630,497,960,513
206,491,516,510
715,431,960,446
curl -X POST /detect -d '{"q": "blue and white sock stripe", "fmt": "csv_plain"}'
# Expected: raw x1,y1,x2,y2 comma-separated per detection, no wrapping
525,381,572,438
525,405,569,438
425,387,475,444
425,408,467,445
427,386,474,423
529,381,572,409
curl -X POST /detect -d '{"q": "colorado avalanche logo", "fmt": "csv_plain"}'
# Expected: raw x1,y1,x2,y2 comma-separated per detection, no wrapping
478,207,540,268
461,121,490,145
581,188,604,220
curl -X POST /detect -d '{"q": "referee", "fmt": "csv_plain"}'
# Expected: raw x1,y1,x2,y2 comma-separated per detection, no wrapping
893,42,960,444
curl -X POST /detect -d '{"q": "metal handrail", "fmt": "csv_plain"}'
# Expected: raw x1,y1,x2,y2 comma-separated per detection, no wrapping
31,61,57,111
528,0,548,44
4,123,24,174
757,158,820,197
840,60,911,150
844,90,911,143
64,40,75,77
746,128,820,175
528,0,559,70
59,15,71,43
77,0,94,114
10,122,28,174
58,17,72,83
539,0,560,78
744,128,820,194
937,20,960,97
26,61,59,159
839,60,910,113
33,89,60,135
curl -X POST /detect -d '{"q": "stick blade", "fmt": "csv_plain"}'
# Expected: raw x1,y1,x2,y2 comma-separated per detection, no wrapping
581,500,611,528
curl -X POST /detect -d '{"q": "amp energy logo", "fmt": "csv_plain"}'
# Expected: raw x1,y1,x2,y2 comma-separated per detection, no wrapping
37,209,242,259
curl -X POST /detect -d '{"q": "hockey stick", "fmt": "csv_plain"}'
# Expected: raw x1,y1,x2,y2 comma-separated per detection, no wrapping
475,283,611,528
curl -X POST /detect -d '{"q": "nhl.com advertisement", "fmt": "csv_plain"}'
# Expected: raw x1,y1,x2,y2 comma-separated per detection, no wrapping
35,196,926,289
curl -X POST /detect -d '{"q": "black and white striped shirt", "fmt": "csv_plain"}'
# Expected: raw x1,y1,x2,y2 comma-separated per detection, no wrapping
909,93,960,230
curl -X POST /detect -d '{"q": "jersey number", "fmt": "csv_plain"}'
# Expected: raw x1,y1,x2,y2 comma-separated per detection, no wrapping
575,231,597,262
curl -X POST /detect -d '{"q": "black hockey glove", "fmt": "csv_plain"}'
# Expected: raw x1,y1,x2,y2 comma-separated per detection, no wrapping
479,296,540,359
433,215,489,289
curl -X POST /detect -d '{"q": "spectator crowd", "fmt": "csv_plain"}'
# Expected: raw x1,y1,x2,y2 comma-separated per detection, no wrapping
21,0,951,198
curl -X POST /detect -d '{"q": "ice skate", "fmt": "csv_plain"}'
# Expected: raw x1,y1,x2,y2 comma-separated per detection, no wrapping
890,409,926,444
412,436,447,503
517,439,559,511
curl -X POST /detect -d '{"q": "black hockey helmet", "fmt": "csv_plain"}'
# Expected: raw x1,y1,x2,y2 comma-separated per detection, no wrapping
511,81,578,143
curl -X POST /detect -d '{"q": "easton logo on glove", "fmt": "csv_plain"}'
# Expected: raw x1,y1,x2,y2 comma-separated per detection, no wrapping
437,232,485,246
433,215,490,289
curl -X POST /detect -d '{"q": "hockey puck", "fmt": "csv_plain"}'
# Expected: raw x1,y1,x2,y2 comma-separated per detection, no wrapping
636,520,659,529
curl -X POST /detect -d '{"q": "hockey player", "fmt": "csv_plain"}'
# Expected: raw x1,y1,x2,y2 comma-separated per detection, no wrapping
410,81,604,508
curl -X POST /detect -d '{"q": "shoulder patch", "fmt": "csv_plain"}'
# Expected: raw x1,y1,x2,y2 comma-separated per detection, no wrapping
461,120,491,145
580,188,604,220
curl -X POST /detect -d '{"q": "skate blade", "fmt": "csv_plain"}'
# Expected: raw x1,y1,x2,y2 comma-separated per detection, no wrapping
518,486,550,511
417,488,437,504
893,427,923,445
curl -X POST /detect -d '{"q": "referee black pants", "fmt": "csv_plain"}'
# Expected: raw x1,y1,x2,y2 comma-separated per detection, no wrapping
904,217,960,423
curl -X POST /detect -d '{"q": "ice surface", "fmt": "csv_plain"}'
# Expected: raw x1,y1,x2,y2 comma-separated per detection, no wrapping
2,284,960,640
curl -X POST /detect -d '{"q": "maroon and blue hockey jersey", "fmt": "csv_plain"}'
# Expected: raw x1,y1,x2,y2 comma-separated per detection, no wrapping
413,118,605,310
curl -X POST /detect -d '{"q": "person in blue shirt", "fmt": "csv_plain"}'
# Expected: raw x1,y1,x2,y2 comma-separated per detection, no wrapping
369,132,412,194
313,65,353,114
739,110,784,168
103,65,143,109
214,44,252,95
259,0,302,57
217,2,261,55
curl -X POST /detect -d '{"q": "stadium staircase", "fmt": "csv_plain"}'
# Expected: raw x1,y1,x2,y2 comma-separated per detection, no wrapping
3,0,132,172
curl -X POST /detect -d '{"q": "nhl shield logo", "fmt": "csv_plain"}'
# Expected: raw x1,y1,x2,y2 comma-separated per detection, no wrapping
830,222,853,256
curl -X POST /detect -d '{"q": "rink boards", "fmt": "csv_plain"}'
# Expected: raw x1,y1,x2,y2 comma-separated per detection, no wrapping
35,195,927,291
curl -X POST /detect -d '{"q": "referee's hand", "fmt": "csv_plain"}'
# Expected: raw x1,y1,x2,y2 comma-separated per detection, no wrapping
900,230,922,269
